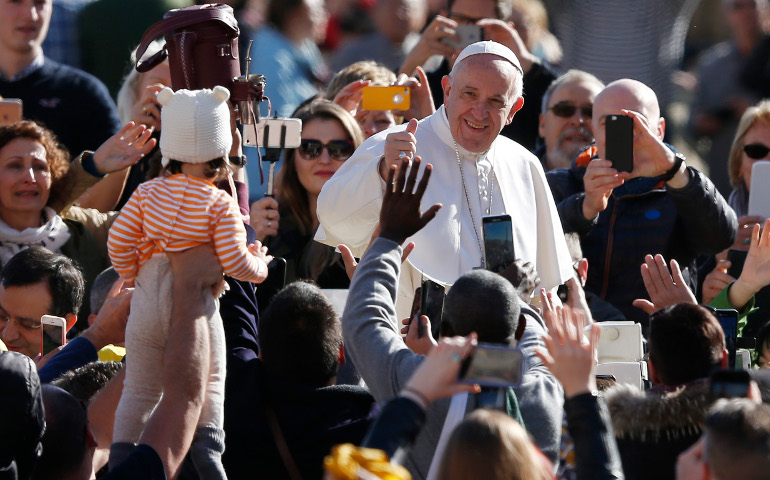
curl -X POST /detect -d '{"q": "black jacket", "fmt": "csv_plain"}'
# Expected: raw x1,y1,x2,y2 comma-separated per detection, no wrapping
605,381,711,480
547,146,737,324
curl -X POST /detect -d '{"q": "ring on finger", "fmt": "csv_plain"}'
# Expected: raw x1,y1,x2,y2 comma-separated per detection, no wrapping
398,151,407,160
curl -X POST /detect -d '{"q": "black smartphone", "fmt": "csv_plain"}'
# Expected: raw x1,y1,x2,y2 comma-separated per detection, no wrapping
727,249,748,279
458,343,525,388
482,215,515,273
256,257,287,312
605,114,634,173
710,369,751,399
716,308,739,369
410,279,445,339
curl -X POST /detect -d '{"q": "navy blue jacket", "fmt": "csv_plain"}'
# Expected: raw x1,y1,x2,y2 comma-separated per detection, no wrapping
547,145,736,324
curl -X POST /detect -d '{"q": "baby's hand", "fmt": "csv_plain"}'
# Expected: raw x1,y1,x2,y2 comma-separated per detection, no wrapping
248,241,273,282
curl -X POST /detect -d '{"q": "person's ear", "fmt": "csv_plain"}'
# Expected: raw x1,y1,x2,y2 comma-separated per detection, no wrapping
506,97,525,125
515,313,527,341
721,348,728,368
338,345,346,366
441,75,452,105
88,313,97,327
65,314,77,332
657,117,666,140
577,259,589,286
86,425,98,448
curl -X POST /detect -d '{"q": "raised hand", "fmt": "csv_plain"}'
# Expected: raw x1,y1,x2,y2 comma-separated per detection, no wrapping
582,158,623,220
381,118,418,181
632,254,697,315
398,14,459,76
131,82,166,130
393,67,435,122
403,334,480,404
476,19,536,73
728,219,770,309
91,122,157,174
379,156,442,245
332,79,370,118
401,315,438,355
618,109,688,187
499,259,540,300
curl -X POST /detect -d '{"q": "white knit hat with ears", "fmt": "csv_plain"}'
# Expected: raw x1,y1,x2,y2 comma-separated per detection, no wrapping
157,86,233,167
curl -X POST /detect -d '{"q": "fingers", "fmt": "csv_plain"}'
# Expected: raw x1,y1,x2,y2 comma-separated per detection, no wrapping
632,299,655,315
338,244,357,280
588,323,601,360
405,117,419,135
404,155,421,194
401,241,415,263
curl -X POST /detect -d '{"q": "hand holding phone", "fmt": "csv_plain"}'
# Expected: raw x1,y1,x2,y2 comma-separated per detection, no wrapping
710,369,751,399
604,114,634,173
458,343,524,388
439,24,483,50
243,117,302,149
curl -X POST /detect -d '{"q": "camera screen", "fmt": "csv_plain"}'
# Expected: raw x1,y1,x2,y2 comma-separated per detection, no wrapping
460,345,524,388
483,217,514,273
42,322,64,356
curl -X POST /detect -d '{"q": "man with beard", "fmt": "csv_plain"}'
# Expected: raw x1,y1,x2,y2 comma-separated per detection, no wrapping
536,70,604,171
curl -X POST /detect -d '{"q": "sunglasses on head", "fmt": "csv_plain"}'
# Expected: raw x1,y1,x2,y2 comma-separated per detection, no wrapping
297,139,355,160
743,143,770,160
548,102,592,119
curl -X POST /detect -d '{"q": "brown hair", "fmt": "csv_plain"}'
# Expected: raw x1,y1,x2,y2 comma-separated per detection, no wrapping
163,157,230,181
728,99,770,189
278,100,364,281
436,409,551,480
0,121,71,208
324,60,397,100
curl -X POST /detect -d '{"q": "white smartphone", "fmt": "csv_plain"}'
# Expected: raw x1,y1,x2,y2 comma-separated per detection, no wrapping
748,161,770,219
41,315,67,356
243,117,302,149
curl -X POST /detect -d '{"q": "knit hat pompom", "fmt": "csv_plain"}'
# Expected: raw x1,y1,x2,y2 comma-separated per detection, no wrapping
158,86,233,166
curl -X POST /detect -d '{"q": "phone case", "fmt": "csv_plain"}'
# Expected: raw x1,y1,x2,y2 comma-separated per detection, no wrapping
362,86,411,111
482,215,515,273
0,99,22,126
748,162,770,218
605,114,634,173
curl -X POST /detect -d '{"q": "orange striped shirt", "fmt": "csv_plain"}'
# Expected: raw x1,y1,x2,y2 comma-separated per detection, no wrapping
108,174,266,284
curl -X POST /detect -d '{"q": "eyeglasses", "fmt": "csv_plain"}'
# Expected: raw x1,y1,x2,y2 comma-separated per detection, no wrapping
0,313,41,330
297,139,355,161
743,143,770,160
548,102,592,119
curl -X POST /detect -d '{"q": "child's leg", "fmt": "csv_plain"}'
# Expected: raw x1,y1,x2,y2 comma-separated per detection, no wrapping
109,257,173,469
190,294,228,480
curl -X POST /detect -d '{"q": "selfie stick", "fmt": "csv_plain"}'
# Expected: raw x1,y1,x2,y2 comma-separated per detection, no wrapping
262,112,288,198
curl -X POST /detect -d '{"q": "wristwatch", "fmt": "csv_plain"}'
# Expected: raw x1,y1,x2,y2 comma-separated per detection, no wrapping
658,152,685,182
229,155,247,167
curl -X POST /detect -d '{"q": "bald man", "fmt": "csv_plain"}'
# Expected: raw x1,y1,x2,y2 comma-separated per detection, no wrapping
547,79,737,324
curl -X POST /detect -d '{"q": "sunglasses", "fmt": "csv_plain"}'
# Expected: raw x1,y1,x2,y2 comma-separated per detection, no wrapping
297,139,355,160
743,143,770,160
548,102,593,119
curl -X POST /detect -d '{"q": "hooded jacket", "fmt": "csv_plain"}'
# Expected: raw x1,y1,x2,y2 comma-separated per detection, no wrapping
604,381,711,480
547,145,737,324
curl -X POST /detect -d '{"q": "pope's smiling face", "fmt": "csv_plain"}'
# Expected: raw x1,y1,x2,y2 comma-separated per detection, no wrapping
442,54,523,153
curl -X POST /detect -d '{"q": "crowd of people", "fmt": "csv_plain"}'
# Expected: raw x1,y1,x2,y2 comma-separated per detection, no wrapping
4,0,770,479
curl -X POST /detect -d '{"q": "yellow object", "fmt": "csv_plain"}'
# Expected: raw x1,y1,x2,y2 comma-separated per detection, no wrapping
97,344,126,362
324,444,411,480
361,86,411,111
0,338,7,351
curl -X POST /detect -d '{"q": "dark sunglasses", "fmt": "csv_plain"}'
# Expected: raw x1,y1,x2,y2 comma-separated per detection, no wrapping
548,102,593,119
297,139,355,160
743,143,770,160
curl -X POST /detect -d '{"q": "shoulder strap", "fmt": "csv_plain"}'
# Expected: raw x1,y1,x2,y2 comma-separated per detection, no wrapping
265,405,303,480
135,6,239,72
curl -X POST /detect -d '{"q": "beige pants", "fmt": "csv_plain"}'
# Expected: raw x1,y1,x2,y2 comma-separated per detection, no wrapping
113,255,225,443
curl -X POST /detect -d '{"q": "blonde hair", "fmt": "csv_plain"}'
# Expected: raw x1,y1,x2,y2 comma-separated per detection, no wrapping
324,61,397,101
436,409,551,480
728,99,770,189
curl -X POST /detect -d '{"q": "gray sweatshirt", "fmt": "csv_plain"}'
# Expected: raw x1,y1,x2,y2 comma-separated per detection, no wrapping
342,237,564,479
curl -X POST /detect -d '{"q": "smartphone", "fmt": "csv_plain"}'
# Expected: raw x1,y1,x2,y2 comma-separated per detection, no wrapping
362,86,411,111
243,117,302,149
40,315,67,356
409,279,445,340
482,215,515,273
255,257,288,312
710,369,751,399
458,343,525,388
748,162,770,219
727,249,747,279
605,114,634,173
440,24,483,50
0,99,22,126
716,308,739,369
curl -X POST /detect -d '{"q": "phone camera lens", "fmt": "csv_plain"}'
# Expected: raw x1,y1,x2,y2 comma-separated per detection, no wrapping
393,94,403,104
